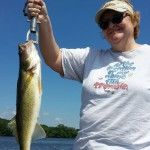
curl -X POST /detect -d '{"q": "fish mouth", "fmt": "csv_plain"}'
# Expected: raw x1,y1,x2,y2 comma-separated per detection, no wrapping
18,41,33,56
18,41,41,73
18,44,30,61
18,44,26,54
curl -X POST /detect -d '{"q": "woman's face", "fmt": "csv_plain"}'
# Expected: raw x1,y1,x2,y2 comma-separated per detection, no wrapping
101,10,135,47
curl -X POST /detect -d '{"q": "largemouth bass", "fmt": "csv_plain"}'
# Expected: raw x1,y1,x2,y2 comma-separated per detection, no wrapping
9,40,46,150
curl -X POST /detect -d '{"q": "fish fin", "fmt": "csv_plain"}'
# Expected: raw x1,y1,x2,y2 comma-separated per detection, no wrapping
8,116,19,142
32,123,46,141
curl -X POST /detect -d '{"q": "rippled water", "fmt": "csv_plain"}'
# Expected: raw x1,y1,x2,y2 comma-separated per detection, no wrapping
0,136,74,150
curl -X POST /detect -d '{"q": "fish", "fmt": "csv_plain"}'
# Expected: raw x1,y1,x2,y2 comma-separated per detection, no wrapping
8,40,46,150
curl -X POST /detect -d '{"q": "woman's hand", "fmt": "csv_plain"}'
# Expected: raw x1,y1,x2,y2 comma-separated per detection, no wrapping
27,0,48,23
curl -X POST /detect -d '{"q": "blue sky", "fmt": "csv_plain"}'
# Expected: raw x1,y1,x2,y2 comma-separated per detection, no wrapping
1,0,150,129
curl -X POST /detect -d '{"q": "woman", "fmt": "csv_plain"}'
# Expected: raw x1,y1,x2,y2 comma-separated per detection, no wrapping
27,0,150,149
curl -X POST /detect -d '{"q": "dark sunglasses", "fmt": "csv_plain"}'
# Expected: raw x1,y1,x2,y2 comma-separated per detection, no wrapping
99,12,127,30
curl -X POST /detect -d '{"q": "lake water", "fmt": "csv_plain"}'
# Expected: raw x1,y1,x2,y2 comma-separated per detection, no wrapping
0,136,75,150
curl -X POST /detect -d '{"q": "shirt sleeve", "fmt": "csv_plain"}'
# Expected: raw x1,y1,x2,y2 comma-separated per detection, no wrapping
61,47,90,83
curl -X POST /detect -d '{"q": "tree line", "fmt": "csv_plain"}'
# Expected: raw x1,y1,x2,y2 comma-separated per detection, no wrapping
0,118,78,138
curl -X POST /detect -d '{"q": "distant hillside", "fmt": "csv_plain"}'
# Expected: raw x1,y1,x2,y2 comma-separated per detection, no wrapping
0,118,78,138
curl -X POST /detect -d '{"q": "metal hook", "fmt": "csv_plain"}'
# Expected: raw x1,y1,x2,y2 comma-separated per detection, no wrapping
26,17,39,44
23,2,39,44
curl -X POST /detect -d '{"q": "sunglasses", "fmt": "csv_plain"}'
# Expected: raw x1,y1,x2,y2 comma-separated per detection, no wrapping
99,12,127,30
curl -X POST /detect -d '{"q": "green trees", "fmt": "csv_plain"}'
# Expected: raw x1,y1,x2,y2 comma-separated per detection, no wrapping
0,118,12,136
42,124,77,138
0,118,78,138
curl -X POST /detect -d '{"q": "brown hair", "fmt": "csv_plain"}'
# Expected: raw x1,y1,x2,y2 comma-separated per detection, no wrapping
127,11,140,39
122,0,140,39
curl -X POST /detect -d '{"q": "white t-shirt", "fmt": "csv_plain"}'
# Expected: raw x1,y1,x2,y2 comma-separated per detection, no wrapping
61,44,150,150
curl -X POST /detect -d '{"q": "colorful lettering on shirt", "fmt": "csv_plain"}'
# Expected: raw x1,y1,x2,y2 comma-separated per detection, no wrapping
93,61,136,92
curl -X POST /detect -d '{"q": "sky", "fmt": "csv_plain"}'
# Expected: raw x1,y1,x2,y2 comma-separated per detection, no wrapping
1,0,150,129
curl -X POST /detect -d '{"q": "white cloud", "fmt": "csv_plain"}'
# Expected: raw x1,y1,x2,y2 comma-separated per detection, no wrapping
43,112,50,116
54,117,63,124
12,111,16,116
0,112,9,119
0,107,16,119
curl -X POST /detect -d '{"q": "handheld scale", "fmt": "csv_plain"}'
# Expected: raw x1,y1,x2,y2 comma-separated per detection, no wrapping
23,2,39,44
